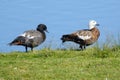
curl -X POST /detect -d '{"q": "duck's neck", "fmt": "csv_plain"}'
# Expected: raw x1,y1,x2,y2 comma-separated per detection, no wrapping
37,30,46,40
89,25,95,30
91,27,100,39
41,31,46,40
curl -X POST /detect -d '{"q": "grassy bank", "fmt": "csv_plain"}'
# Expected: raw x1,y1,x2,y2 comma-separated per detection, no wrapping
0,45,120,80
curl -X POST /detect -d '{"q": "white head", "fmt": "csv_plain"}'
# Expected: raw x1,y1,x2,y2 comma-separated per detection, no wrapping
89,20,99,29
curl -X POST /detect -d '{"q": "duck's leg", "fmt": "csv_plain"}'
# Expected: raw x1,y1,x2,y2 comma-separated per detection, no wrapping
83,45,86,50
31,47,33,52
25,46,28,52
79,45,83,50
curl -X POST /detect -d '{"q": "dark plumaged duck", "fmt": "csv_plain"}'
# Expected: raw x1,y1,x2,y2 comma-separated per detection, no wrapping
9,24,48,52
61,20,100,50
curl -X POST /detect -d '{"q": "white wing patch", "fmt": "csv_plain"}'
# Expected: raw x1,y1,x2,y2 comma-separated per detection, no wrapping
77,33,91,40
20,33,35,39
27,35,35,39
78,35,91,40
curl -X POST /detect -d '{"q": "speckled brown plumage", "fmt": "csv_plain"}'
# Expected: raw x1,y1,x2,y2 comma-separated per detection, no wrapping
61,20,100,50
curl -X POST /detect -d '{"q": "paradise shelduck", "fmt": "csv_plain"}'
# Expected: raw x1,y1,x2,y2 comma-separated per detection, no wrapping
9,24,48,52
61,20,100,50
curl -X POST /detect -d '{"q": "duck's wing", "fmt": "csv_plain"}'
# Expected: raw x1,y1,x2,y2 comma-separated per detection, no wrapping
21,30,40,38
73,29,93,40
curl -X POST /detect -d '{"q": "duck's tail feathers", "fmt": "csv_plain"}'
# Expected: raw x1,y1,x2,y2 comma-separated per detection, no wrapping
61,34,78,43
8,36,26,46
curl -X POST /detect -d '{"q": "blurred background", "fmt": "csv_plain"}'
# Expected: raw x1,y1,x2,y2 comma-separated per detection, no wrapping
0,0,120,52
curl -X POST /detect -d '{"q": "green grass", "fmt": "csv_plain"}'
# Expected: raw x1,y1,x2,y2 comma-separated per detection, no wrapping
0,46,120,80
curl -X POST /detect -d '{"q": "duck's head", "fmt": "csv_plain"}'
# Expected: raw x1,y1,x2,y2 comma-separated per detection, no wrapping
37,24,48,32
89,20,99,29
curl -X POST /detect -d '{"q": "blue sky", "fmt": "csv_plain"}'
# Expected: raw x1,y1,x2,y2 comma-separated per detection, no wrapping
0,0,120,52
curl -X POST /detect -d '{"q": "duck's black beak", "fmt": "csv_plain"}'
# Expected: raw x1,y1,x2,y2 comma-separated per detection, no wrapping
96,24,100,26
45,30,49,33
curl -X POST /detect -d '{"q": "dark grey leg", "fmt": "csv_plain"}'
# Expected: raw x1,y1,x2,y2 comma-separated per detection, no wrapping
31,47,33,52
25,46,28,52
84,45,86,49
79,45,83,50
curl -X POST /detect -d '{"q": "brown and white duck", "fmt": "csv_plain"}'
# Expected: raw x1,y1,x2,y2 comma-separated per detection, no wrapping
61,20,100,50
9,24,48,52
